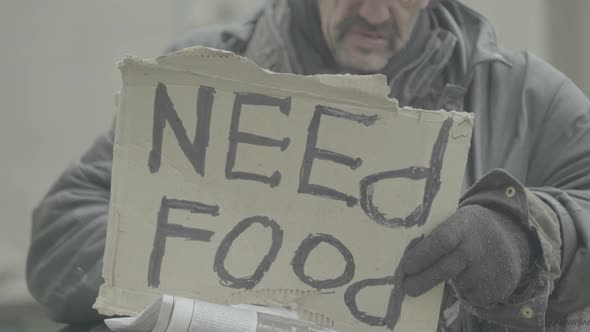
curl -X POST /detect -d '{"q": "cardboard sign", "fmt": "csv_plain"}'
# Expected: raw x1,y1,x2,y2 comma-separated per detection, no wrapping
95,47,474,332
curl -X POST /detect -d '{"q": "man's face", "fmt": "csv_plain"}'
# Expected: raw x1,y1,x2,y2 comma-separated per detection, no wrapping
318,0,431,73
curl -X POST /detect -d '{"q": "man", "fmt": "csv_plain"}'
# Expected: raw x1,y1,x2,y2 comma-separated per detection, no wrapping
27,0,590,331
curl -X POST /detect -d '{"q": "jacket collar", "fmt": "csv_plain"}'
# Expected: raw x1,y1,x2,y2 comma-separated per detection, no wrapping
229,0,511,109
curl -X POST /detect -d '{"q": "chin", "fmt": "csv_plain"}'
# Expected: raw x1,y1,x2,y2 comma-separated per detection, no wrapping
341,56,390,74
335,47,392,74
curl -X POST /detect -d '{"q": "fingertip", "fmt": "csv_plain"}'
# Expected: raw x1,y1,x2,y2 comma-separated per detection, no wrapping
400,244,426,275
399,249,415,272
402,276,428,298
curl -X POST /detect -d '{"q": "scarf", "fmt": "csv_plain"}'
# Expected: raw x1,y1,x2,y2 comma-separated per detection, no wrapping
285,0,458,107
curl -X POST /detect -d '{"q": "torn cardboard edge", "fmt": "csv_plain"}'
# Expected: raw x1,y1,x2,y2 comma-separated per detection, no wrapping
119,47,473,125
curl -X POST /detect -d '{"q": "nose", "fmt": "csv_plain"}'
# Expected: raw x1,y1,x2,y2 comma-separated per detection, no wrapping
357,0,392,25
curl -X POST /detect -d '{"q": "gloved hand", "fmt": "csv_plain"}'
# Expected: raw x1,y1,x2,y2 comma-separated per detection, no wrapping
402,204,534,307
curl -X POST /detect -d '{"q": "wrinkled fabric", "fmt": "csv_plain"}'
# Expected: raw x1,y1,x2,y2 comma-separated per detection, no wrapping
27,0,590,331
27,125,114,323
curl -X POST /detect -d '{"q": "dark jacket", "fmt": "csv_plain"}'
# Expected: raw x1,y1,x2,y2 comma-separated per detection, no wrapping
27,1,590,331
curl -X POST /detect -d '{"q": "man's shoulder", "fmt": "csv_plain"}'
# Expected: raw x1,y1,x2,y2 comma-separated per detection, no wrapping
493,48,567,85
478,48,569,103
165,22,256,55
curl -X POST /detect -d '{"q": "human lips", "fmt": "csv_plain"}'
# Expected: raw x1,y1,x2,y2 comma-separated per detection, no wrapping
346,26,390,50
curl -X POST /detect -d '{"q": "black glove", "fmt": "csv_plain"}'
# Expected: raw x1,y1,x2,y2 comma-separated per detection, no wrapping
402,205,534,307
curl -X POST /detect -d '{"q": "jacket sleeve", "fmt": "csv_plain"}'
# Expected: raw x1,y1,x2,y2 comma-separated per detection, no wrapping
26,124,114,324
453,170,561,331
457,54,590,330
526,77,590,320
472,75,590,328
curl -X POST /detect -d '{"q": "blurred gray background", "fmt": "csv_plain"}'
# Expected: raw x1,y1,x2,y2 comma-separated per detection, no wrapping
0,1,588,330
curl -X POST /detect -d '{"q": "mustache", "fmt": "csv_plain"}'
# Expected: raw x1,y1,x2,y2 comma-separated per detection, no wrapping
335,15,398,42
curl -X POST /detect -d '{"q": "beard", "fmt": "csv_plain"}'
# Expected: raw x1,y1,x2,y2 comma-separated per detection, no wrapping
328,15,399,73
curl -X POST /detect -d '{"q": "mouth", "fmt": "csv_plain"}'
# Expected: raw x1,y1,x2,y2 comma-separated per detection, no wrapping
345,27,390,50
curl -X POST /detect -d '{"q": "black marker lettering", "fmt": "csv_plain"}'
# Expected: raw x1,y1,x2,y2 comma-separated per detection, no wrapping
291,233,355,290
148,83,215,176
344,237,422,330
299,105,377,207
148,196,219,288
225,93,291,188
360,117,453,228
214,216,283,289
